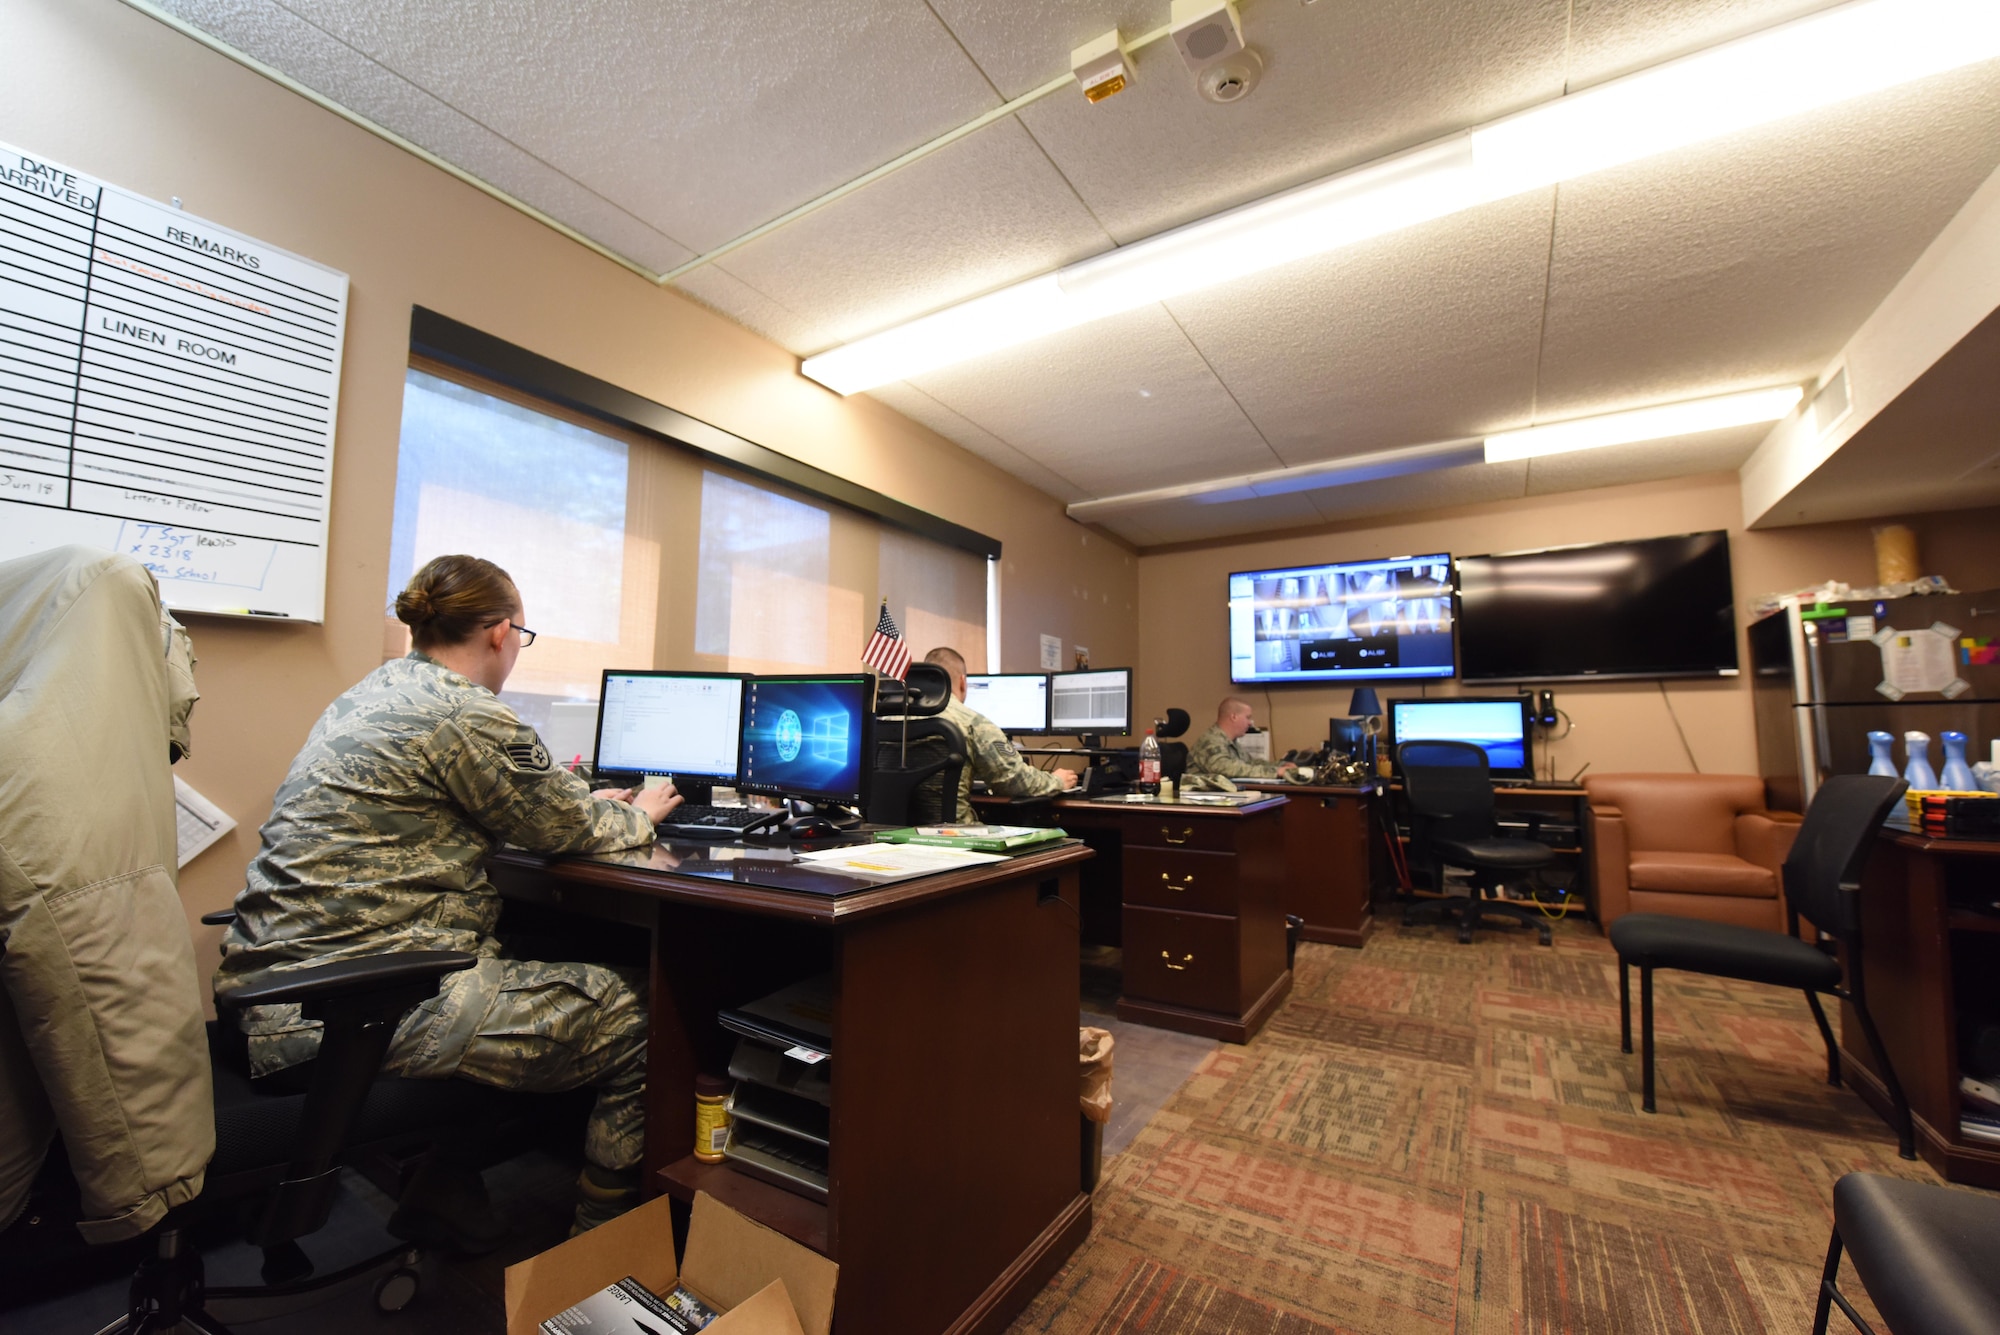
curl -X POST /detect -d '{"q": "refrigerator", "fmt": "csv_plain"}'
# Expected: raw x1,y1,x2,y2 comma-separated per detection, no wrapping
1749,590,2000,810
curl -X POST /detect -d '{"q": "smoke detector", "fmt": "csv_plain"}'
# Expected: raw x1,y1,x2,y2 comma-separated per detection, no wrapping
1198,48,1264,103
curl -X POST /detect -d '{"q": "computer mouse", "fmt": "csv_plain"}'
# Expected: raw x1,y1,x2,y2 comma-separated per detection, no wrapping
787,818,838,841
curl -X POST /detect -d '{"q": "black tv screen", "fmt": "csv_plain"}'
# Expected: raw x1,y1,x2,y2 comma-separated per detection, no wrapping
1457,532,1739,682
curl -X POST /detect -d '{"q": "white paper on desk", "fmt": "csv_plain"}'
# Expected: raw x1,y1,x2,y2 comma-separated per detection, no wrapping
792,843,1005,878
174,776,236,868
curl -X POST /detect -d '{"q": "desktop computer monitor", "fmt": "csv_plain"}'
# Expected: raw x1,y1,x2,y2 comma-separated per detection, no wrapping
964,673,1050,733
1387,697,1533,780
740,675,874,807
593,671,747,784
1048,667,1132,737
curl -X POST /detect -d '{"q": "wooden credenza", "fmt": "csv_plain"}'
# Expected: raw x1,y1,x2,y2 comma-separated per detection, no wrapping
1241,781,1378,947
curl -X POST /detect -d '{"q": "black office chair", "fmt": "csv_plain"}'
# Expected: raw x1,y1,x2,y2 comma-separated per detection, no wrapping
1155,708,1191,785
1610,773,1914,1158
1397,740,1554,946
1812,1172,2000,1335
7,933,587,1334
869,663,967,826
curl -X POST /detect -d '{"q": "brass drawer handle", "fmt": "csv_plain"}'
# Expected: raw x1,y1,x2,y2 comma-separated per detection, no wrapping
1162,826,1194,844
1162,950,1194,971
1160,872,1195,890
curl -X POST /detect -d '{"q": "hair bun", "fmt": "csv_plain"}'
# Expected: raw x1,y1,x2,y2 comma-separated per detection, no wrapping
393,587,436,626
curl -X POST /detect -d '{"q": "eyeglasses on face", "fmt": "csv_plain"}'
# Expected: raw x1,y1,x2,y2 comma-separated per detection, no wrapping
489,618,537,647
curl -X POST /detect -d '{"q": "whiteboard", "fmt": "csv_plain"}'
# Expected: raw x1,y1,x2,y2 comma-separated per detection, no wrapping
0,139,349,622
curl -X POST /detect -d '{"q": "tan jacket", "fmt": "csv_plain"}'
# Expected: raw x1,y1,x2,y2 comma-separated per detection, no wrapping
0,546,210,1242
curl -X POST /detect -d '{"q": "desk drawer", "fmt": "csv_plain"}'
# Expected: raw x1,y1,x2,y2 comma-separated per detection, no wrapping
1123,906,1240,1015
1124,847,1238,917
1129,816,1237,854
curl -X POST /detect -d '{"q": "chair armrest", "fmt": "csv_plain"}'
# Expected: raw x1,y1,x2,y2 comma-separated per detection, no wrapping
1588,802,1632,926
220,950,476,1013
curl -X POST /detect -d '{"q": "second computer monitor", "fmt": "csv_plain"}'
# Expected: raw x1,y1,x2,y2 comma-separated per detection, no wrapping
964,673,1050,733
1048,667,1132,737
739,675,873,806
1388,696,1532,780
594,670,747,783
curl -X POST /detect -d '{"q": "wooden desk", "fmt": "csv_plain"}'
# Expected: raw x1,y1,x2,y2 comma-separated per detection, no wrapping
1039,796,1292,1043
489,835,1092,1335
1240,781,1379,947
1838,828,2000,1188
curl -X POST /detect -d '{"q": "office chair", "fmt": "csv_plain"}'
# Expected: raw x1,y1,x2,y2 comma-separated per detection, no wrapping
868,663,967,825
1811,1172,2000,1335
1155,708,1191,785
1610,773,1914,1157
1396,740,1554,946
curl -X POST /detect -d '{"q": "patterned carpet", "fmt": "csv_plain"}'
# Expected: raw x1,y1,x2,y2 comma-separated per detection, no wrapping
1009,918,1944,1335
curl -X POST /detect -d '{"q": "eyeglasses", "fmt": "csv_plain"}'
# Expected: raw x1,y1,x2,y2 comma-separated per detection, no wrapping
489,618,537,647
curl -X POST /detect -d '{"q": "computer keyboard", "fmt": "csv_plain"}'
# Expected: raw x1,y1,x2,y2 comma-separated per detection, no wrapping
656,804,781,838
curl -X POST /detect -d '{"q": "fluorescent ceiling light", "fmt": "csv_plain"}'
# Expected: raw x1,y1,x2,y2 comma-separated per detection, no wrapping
1482,386,1805,463
803,0,2000,395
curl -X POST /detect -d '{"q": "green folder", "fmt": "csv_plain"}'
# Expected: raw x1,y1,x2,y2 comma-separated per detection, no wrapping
874,824,1066,851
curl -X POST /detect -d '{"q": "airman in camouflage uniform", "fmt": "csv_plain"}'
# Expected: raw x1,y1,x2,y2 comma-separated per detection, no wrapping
1187,697,1296,781
940,693,1067,821
214,652,656,1180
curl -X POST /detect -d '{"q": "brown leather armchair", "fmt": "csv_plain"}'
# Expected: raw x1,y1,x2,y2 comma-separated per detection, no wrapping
1584,773,1804,932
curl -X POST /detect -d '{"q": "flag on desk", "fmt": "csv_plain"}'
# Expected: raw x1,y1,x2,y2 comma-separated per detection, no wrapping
862,600,911,680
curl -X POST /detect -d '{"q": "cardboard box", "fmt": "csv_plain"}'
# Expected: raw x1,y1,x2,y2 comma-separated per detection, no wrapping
506,1191,837,1335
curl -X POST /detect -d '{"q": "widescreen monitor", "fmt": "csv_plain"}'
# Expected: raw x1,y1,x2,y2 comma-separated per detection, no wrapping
1048,667,1132,736
593,671,746,783
1388,697,1533,780
1228,554,1455,684
1456,531,1739,682
740,674,873,806
965,672,1050,733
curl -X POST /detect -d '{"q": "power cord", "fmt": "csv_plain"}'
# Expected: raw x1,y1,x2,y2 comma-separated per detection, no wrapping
1658,680,1700,773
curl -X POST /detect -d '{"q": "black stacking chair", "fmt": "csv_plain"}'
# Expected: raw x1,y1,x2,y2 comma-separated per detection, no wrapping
1610,773,1914,1158
1397,739,1554,946
1813,1173,2000,1335
868,662,967,825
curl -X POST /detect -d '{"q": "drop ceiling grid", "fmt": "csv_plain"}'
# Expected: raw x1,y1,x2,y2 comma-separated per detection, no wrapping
157,0,701,271
864,381,1093,501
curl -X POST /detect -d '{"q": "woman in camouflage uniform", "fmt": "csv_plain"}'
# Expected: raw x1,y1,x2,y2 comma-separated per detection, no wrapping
214,555,680,1238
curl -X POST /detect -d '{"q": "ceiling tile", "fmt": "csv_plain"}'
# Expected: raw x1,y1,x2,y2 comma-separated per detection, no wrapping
904,304,1282,496
1164,189,1555,467
1565,0,1840,89
1519,424,1764,496
248,0,1003,252
671,265,817,351
1534,65,2000,423
1300,458,1529,525
864,382,1091,502
1007,0,1570,245
927,0,1171,101
159,0,696,271
708,118,1112,352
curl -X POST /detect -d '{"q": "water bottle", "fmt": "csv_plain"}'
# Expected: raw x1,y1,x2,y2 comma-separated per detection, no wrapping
1941,730,1978,791
1903,730,1938,790
1866,731,1898,778
1138,730,1162,792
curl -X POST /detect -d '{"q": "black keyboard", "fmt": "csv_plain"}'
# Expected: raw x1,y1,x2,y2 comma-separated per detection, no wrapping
657,804,780,838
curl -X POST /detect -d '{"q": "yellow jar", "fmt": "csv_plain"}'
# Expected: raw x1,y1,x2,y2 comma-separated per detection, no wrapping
694,1074,731,1163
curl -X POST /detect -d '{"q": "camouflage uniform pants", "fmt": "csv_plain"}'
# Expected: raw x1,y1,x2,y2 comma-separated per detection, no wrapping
380,957,647,1173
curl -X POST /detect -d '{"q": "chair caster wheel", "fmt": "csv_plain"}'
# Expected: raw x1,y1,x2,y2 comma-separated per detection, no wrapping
1537,928,1552,946
375,1265,421,1313
1457,925,1474,944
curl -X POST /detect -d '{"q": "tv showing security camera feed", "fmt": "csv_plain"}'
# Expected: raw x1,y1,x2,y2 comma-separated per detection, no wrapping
1228,554,1455,684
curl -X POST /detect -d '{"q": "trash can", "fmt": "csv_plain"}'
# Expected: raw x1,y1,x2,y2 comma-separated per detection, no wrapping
1079,1027,1114,1192
1285,914,1306,970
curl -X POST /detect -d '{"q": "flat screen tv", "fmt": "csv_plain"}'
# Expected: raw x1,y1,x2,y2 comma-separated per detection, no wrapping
1456,531,1739,682
1228,554,1455,684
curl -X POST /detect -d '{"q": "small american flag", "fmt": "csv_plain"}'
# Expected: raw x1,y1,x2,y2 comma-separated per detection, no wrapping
862,600,912,680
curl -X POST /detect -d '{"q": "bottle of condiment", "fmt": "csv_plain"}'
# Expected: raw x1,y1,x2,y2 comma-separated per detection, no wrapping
694,1074,732,1163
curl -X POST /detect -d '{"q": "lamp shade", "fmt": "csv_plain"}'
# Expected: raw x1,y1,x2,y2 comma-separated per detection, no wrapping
1348,687,1382,718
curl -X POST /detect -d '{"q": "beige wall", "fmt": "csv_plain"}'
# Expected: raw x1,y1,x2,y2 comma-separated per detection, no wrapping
6,0,1138,986
1138,471,2000,780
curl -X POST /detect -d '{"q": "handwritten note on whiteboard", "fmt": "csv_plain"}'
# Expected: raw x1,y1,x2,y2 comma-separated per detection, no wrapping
0,139,348,621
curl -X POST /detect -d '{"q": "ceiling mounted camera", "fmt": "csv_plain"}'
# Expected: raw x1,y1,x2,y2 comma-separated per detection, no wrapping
1197,48,1263,104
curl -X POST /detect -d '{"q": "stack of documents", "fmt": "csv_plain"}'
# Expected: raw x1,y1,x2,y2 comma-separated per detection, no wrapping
873,823,1066,852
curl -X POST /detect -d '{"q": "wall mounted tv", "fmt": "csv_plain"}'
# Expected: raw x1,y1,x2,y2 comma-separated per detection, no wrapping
1456,531,1739,682
1228,554,1455,684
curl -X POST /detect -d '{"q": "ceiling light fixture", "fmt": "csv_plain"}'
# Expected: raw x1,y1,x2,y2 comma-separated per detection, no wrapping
803,0,2000,394
1482,386,1806,463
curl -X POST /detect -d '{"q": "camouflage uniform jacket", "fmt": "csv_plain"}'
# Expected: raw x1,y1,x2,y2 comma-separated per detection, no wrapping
943,695,1063,821
1186,724,1282,779
214,653,653,1069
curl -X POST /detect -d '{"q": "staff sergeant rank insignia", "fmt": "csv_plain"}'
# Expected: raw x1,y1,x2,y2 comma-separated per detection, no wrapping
504,740,552,772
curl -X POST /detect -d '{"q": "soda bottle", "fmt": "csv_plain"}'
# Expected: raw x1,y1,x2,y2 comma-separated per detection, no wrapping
1139,729,1162,791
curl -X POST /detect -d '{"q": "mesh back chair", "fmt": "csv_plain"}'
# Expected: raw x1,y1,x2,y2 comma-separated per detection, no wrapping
868,663,967,826
1609,773,1914,1157
1397,740,1555,946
